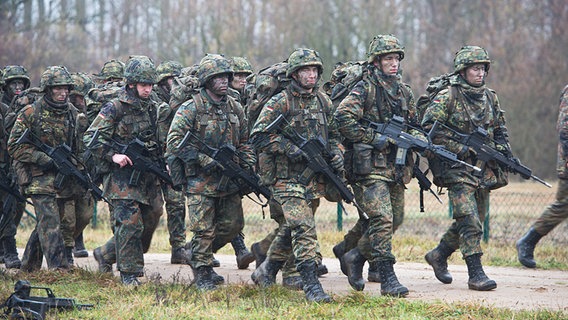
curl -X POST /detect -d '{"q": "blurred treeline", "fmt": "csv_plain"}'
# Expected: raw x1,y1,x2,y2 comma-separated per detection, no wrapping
1,0,566,178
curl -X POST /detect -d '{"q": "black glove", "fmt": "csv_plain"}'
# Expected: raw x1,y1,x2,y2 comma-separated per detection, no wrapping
287,145,307,163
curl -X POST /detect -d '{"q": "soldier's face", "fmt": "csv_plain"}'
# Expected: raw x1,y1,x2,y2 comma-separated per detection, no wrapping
231,73,247,91
463,64,486,87
136,83,153,99
50,85,70,102
376,53,400,75
70,94,85,110
293,66,319,90
207,74,229,96
7,79,25,96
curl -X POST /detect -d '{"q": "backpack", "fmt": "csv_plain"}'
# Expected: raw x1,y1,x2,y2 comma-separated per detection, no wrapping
169,74,199,111
245,62,290,129
415,73,456,123
323,60,367,108
86,81,123,123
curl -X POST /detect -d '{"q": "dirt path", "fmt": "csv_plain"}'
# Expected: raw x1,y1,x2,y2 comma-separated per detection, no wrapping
73,253,568,312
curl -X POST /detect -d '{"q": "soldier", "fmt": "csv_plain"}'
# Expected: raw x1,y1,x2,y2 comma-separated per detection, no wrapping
8,66,81,271
85,55,164,286
250,48,340,303
421,46,505,291
334,34,414,296
229,57,254,107
516,85,568,268
0,65,32,269
154,60,193,265
166,54,255,290
61,72,96,262
87,59,125,123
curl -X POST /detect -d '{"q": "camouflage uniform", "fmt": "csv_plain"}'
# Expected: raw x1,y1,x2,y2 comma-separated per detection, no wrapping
334,35,413,295
250,48,338,303
0,66,31,268
422,46,503,291
7,66,82,271
84,56,164,284
516,85,568,268
166,54,254,289
154,60,191,264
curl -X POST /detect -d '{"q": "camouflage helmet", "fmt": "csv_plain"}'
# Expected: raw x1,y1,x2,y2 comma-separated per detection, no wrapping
124,55,158,84
70,72,95,97
367,34,405,63
156,60,183,83
2,65,31,89
39,65,74,92
454,45,491,73
97,59,125,80
231,57,253,75
196,54,233,87
286,48,323,78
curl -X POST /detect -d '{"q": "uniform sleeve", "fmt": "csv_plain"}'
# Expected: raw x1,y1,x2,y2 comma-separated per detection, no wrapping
421,90,465,155
250,94,293,154
83,100,118,162
166,101,199,164
557,86,568,158
334,80,375,144
7,106,51,166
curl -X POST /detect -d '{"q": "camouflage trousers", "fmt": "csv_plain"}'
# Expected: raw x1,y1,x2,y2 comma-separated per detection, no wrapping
22,194,68,270
162,184,187,249
59,194,94,247
533,178,568,235
440,183,488,258
342,182,405,255
267,195,321,267
261,199,323,277
351,179,401,263
97,197,163,274
187,193,243,269
0,193,25,241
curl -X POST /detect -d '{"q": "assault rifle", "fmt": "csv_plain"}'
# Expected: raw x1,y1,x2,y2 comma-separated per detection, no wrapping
1,280,93,320
89,130,174,187
266,114,368,219
431,121,551,188
360,115,481,172
15,129,111,205
177,130,271,200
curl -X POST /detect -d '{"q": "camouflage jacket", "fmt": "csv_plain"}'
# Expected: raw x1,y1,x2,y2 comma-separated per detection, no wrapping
166,88,254,197
334,66,416,183
557,85,568,178
7,97,80,196
421,75,508,187
250,81,342,199
83,86,161,203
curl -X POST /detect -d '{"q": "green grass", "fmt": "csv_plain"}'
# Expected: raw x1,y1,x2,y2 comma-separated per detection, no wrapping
1,269,565,320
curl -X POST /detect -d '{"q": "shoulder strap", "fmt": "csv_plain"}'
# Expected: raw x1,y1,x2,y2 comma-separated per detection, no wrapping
192,94,208,138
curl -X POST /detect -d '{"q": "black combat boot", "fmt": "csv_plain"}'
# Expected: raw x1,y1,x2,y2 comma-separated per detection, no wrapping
171,247,191,264
250,242,267,269
367,261,381,282
73,233,89,258
65,246,74,267
333,241,346,274
424,241,455,284
377,260,409,297
210,269,225,285
231,234,255,269
120,272,141,286
465,254,497,291
343,248,366,291
516,228,543,268
317,263,328,277
93,247,112,273
251,259,285,287
212,257,220,267
0,245,4,264
192,266,217,290
282,276,303,290
297,261,332,303
3,237,21,269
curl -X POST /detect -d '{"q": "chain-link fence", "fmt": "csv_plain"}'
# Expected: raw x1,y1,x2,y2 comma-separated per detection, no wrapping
241,181,567,246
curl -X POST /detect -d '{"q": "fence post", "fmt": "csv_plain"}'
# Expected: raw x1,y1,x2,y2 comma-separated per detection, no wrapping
337,201,343,231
